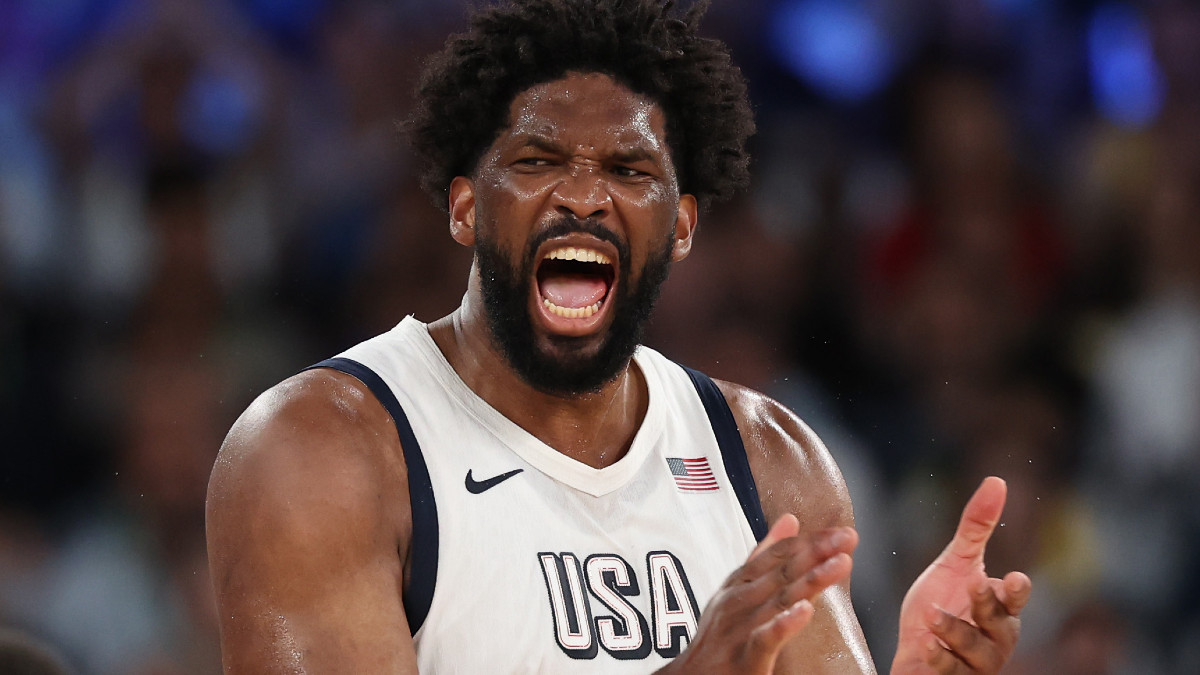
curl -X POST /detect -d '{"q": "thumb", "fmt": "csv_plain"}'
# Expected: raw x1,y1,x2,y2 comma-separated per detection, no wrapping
942,476,1006,565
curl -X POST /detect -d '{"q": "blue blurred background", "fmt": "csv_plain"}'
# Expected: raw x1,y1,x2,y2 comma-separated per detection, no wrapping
1,0,1198,672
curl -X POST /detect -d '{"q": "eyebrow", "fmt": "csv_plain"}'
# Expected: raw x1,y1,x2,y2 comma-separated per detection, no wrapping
514,135,566,155
513,134,661,166
611,147,657,165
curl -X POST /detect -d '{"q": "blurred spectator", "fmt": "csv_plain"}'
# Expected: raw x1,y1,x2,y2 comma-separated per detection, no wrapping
1,304,227,673
853,67,1069,481
1008,600,1134,675
1079,99,1200,672
0,629,73,675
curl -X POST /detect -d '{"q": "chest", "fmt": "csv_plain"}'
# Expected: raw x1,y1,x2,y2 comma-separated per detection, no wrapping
410,413,756,673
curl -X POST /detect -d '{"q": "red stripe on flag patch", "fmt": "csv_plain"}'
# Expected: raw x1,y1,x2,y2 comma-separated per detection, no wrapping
666,457,719,492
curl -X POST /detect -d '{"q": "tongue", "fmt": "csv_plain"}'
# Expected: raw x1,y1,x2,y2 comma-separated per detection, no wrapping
540,273,607,308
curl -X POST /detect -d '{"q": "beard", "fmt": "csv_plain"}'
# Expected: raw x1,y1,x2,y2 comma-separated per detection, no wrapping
475,214,674,397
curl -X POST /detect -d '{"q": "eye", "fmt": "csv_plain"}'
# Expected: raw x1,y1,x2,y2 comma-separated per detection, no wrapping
612,165,644,178
515,157,553,167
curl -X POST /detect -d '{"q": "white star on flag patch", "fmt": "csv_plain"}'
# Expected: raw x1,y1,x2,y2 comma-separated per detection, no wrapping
666,457,719,492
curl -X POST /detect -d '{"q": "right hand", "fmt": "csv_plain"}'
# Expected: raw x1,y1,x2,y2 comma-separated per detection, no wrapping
892,477,1032,675
659,515,858,674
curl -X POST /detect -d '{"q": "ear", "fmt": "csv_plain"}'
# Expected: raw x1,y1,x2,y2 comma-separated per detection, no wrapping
671,194,698,261
449,176,477,247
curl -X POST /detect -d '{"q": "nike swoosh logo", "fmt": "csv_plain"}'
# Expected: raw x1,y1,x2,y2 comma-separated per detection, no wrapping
465,468,525,494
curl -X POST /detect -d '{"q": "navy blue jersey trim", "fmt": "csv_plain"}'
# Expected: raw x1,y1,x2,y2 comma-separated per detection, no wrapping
681,366,769,542
304,357,438,635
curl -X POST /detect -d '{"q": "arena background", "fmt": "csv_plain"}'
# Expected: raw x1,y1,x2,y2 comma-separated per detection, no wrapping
1,0,1198,672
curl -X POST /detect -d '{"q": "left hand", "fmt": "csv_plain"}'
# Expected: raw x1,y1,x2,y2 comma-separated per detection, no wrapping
891,476,1033,674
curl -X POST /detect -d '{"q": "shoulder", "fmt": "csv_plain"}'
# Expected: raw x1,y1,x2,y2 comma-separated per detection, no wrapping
210,367,405,504
711,378,853,530
206,366,411,574
207,368,418,670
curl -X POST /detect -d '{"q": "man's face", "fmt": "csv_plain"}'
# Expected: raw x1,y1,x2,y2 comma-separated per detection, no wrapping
451,72,697,396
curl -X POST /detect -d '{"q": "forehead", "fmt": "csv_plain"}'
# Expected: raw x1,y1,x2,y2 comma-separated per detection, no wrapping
500,72,668,152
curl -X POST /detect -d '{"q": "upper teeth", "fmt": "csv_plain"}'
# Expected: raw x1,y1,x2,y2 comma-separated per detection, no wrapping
544,247,612,265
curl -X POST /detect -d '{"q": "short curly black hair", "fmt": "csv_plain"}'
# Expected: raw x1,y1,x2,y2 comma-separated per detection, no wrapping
408,0,755,212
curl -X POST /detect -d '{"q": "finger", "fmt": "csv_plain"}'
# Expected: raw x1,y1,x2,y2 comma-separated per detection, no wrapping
923,634,969,675
998,571,1032,616
772,552,853,614
734,549,854,630
966,582,1020,659
745,599,814,670
723,533,855,636
969,579,1008,629
927,607,1003,674
749,514,801,560
942,476,1006,565
739,526,857,583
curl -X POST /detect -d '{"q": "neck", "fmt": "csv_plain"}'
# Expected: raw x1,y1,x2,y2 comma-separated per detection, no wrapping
426,290,647,469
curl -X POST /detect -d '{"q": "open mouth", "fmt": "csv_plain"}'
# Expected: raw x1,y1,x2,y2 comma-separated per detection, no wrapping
536,246,616,320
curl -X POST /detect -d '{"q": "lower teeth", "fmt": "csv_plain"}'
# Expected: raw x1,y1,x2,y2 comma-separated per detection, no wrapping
543,299,602,318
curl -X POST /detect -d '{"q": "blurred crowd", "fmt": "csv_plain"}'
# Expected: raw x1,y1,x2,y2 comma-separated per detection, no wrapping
0,0,1197,673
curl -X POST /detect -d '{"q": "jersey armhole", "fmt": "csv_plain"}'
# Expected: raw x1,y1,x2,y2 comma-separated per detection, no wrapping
681,366,769,542
304,357,438,635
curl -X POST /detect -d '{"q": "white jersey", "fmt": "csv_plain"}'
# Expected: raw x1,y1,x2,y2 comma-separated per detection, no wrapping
313,317,768,674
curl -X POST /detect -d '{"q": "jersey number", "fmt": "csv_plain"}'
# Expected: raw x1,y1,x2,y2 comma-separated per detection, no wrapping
538,551,700,660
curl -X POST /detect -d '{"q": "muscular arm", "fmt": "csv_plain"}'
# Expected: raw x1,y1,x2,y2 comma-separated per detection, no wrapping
206,369,418,673
713,382,1031,675
717,381,876,674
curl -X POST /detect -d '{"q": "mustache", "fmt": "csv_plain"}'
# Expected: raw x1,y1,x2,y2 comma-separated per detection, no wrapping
525,214,628,264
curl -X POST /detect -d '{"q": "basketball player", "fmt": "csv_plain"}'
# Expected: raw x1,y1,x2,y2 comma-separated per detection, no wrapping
206,0,1032,672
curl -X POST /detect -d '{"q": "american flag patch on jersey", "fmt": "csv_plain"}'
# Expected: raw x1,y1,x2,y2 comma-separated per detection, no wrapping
666,457,719,492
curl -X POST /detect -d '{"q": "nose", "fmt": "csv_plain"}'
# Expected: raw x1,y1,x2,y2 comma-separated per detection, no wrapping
549,164,611,220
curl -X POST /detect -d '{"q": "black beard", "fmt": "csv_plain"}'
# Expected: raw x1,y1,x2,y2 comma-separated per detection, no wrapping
475,215,674,397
